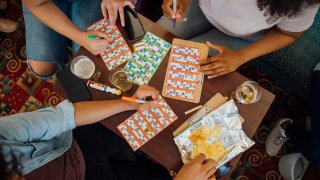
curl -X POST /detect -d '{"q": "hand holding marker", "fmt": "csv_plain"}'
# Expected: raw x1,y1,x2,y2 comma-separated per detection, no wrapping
87,35,101,40
172,0,177,27
121,96,148,104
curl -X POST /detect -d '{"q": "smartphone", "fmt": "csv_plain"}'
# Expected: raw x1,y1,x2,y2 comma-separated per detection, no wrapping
56,67,92,103
123,6,145,42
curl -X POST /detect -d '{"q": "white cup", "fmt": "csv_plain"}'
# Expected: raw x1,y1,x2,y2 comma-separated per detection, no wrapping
278,153,309,180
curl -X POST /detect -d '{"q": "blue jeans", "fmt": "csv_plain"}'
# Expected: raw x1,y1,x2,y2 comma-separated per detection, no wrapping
156,0,263,56
23,0,102,78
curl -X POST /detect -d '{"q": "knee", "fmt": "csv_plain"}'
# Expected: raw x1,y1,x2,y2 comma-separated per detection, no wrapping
28,60,58,77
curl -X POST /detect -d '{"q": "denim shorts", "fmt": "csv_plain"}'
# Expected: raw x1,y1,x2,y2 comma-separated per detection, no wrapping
22,0,102,76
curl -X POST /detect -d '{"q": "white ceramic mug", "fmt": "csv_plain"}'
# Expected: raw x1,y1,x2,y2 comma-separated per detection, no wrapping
278,153,309,180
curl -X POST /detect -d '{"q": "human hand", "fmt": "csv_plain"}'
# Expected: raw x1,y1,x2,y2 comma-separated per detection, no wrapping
79,31,110,55
133,85,159,111
200,42,246,79
162,0,189,22
175,154,217,180
101,0,135,26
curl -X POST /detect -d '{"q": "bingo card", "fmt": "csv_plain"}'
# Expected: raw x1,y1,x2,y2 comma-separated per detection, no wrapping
117,96,177,151
162,39,209,103
123,32,171,85
87,19,132,71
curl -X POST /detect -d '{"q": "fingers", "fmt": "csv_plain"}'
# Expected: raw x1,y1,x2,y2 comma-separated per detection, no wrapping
91,38,108,47
151,90,160,100
151,100,159,106
193,153,206,163
90,32,109,46
202,67,226,79
206,168,217,180
207,41,225,54
203,159,218,172
107,5,115,25
203,159,217,179
95,42,109,50
113,5,118,25
208,71,227,79
138,101,158,111
176,5,187,22
162,0,174,19
200,61,224,71
102,1,134,26
96,31,111,41
202,68,224,76
119,6,125,27
101,4,108,19
136,85,160,100
199,57,228,79
162,2,187,22
208,175,216,180
124,1,135,9
147,86,160,100
199,56,219,65
87,35,109,54
147,85,160,100
175,14,187,22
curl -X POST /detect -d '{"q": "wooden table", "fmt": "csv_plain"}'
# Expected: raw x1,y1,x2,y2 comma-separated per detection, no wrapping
54,15,275,178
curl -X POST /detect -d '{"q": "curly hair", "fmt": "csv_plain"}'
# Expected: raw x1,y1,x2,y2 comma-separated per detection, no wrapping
0,144,21,180
257,0,320,23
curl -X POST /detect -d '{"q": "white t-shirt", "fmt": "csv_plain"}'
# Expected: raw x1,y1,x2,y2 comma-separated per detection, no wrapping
199,0,320,38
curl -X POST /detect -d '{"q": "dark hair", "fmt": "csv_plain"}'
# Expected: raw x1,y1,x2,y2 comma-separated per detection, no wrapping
0,144,21,180
257,0,320,23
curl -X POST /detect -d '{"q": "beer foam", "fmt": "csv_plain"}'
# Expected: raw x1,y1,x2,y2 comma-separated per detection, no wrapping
74,58,95,79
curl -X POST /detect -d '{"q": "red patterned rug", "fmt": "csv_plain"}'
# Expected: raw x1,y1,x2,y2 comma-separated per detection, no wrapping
0,0,63,115
0,1,317,179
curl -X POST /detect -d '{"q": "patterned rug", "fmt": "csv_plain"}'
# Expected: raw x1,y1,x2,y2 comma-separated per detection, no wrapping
0,0,63,115
0,1,314,179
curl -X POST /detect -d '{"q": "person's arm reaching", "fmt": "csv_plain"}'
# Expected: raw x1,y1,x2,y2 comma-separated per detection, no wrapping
200,28,300,79
22,0,110,55
0,85,159,142
74,85,159,126
238,27,301,61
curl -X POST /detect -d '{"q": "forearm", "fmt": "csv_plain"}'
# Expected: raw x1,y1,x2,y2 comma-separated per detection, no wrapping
73,100,138,126
238,28,298,63
22,0,83,45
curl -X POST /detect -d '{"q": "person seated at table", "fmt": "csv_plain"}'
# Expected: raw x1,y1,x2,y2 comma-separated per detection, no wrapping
22,0,136,79
0,85,218,180
266,62,320,166
157,0,320,79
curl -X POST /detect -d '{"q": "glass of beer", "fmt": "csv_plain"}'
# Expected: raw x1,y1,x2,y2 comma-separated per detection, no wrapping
231,81,262,104
109,68,132,91
70,55,100,81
